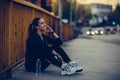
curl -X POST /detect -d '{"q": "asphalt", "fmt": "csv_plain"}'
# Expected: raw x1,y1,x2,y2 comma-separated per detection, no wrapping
2,35,120,80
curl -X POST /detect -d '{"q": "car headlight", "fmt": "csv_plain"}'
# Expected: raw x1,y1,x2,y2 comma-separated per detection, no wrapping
86,31,90,35
100,31,104,34
91,31,95,35
94,30,98,34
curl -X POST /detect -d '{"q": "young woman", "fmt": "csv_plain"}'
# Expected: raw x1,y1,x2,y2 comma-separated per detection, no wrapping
25,18,83,75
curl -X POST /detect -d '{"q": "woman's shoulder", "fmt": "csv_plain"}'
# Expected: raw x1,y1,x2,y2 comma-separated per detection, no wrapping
27,32,39,40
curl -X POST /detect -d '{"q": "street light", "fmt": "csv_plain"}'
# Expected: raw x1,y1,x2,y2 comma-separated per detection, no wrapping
58,0,62,39
70,0,73,39
70,0,73,27
74,0,77,28
70,0,76,27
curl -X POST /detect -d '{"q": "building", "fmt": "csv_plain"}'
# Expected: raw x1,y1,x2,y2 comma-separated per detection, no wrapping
90,3,112,17
89,4,112,26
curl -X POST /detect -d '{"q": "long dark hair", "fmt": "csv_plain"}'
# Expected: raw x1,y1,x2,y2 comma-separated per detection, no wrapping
28,18,41,35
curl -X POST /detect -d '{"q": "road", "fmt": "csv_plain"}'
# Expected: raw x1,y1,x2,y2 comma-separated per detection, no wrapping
2,34,120,80
81,26,120,45
91,34,120,45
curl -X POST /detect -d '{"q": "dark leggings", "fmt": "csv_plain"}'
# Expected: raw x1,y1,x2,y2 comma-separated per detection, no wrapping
53,46,71,63
25,51,62,72
25,46,71,72
41,46,71,71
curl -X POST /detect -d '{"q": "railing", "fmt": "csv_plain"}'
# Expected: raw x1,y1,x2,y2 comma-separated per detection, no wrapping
0,0,75,78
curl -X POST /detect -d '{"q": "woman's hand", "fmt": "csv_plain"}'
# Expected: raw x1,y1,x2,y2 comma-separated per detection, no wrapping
44,24,59,38
52,50,63,62
56,55,63,62
44,24,53,33
48,44,53,47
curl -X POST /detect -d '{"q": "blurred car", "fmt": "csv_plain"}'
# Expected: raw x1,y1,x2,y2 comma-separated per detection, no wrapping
94,28,104,35
105,26,117,34
86,28,95,35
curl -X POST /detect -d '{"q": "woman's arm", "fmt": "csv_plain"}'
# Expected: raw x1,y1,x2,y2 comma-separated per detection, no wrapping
44,25,63,46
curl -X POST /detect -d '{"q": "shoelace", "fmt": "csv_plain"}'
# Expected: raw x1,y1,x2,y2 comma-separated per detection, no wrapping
69,63,79,68
62,65,72,72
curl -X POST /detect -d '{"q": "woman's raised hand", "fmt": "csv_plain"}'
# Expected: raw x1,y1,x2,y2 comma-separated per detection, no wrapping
45,24,53,33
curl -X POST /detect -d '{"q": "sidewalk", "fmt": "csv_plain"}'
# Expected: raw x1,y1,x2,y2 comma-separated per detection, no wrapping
2,38,84,80
2,37,120,80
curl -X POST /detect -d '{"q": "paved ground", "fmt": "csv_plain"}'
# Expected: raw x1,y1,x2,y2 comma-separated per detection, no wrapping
2,35,120,80
92,33,120,45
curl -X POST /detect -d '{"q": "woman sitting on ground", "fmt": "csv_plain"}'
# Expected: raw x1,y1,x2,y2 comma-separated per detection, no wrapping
25,18,83,75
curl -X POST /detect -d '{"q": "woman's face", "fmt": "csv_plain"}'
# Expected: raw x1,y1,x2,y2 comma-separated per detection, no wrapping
37,18,47,32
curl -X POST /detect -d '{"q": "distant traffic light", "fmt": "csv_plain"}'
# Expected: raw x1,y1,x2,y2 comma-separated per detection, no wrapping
112,21,116,25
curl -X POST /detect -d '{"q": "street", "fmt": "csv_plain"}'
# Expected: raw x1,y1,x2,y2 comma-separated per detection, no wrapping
1,0,120,80
3,34,120,80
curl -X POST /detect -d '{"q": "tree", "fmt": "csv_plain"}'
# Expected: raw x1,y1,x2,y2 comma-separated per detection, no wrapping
52,0,73,22
108,4,120,26
52,0,92,25
52,0,58,15
62,0,71,21
76,4,92,26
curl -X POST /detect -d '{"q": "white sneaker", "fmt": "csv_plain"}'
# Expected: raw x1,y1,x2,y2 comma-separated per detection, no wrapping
69,61,83,72
61,63,76,75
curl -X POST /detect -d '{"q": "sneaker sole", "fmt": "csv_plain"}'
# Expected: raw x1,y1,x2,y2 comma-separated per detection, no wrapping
76,68,83,72
61,70,76,75
61,72,75,76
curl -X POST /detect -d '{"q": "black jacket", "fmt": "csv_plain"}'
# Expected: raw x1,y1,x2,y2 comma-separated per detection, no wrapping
25,32,62,71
